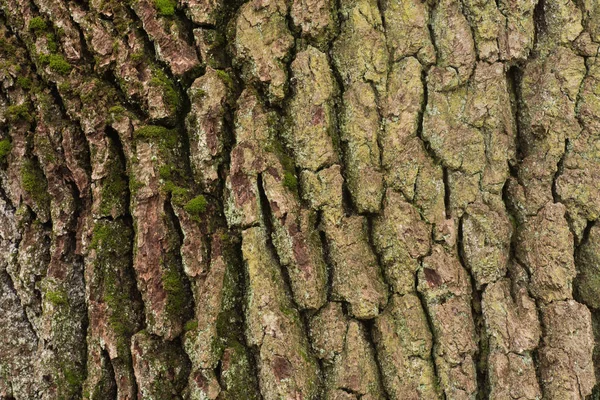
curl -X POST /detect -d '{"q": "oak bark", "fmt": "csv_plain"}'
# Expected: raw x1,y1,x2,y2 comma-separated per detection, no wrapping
1,0,600,399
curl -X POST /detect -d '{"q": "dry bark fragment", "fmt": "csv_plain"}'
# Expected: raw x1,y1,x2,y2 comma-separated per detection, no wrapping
242,226,320,400
575,223,600,309
131,330,191,400
291,0,337,47
373,190,431,295
461,201,512,288
372,294,441,399
556,56,600,238
538,300,595,399
186,68,233,192
381,0,436,65
482,279,542,399
311,305,385,399
224,89,273,229
130,127,192,339
84,219,142,400
508,46,585,218
285,46,338,172
232,0,294,104
430,0,476,86
262,169,328,310
516,202,576,303
497,0,537,61
417,245,478,400
131,0,200,76
339,82,384,213
322,210,388,319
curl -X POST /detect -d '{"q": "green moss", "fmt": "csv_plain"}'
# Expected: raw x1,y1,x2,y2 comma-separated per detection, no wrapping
134,125,177,143
46,33,58,53
78,79,107,103
170,185,188,198
0,139,11,161
36,136,57,163
63,366,83,387
108,105,125,114
21,160,51,209
158,164,174,180
191,88,207,101
220,340,260,399
99,170,127,216
90,222,131,256
134,126,182,195
130,50,144,63
184,195,207,215
6,104,33,123
216,69,234,87
91,220,139,354
129,176,144,195
184,320,198,331
149,67,180,115
90,225,112,250
265,139,296,173
162,265,187,314
58,81,72,93
153,0,176,16
283,171,298,191
17,76,32,90
47,54,71,75
46,290,68,306
108,105,126,123
28,17,47,33
37,53,50,64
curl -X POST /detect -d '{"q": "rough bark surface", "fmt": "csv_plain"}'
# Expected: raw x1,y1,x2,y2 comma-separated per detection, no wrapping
0,0,599,399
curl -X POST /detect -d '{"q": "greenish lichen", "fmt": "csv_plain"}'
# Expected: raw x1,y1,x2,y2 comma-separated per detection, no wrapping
0,139,11,161
63,365,84,388
153,0,176,16
28,17,47,33
184,195,207,215
46,290,68,306
220,340,260,399
184,320,198,332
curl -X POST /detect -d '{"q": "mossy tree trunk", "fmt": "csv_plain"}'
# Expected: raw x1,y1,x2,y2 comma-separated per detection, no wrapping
1,0,600,399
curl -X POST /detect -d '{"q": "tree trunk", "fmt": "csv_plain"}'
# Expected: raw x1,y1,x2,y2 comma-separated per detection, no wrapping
0,0,599,398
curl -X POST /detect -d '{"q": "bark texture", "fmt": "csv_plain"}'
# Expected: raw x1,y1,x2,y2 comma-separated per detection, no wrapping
0,0,599,399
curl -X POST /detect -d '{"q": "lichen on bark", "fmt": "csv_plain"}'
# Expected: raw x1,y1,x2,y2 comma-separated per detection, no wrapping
0,0,600,398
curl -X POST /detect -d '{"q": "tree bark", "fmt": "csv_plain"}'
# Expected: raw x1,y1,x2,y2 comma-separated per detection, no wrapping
0,0,599,398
